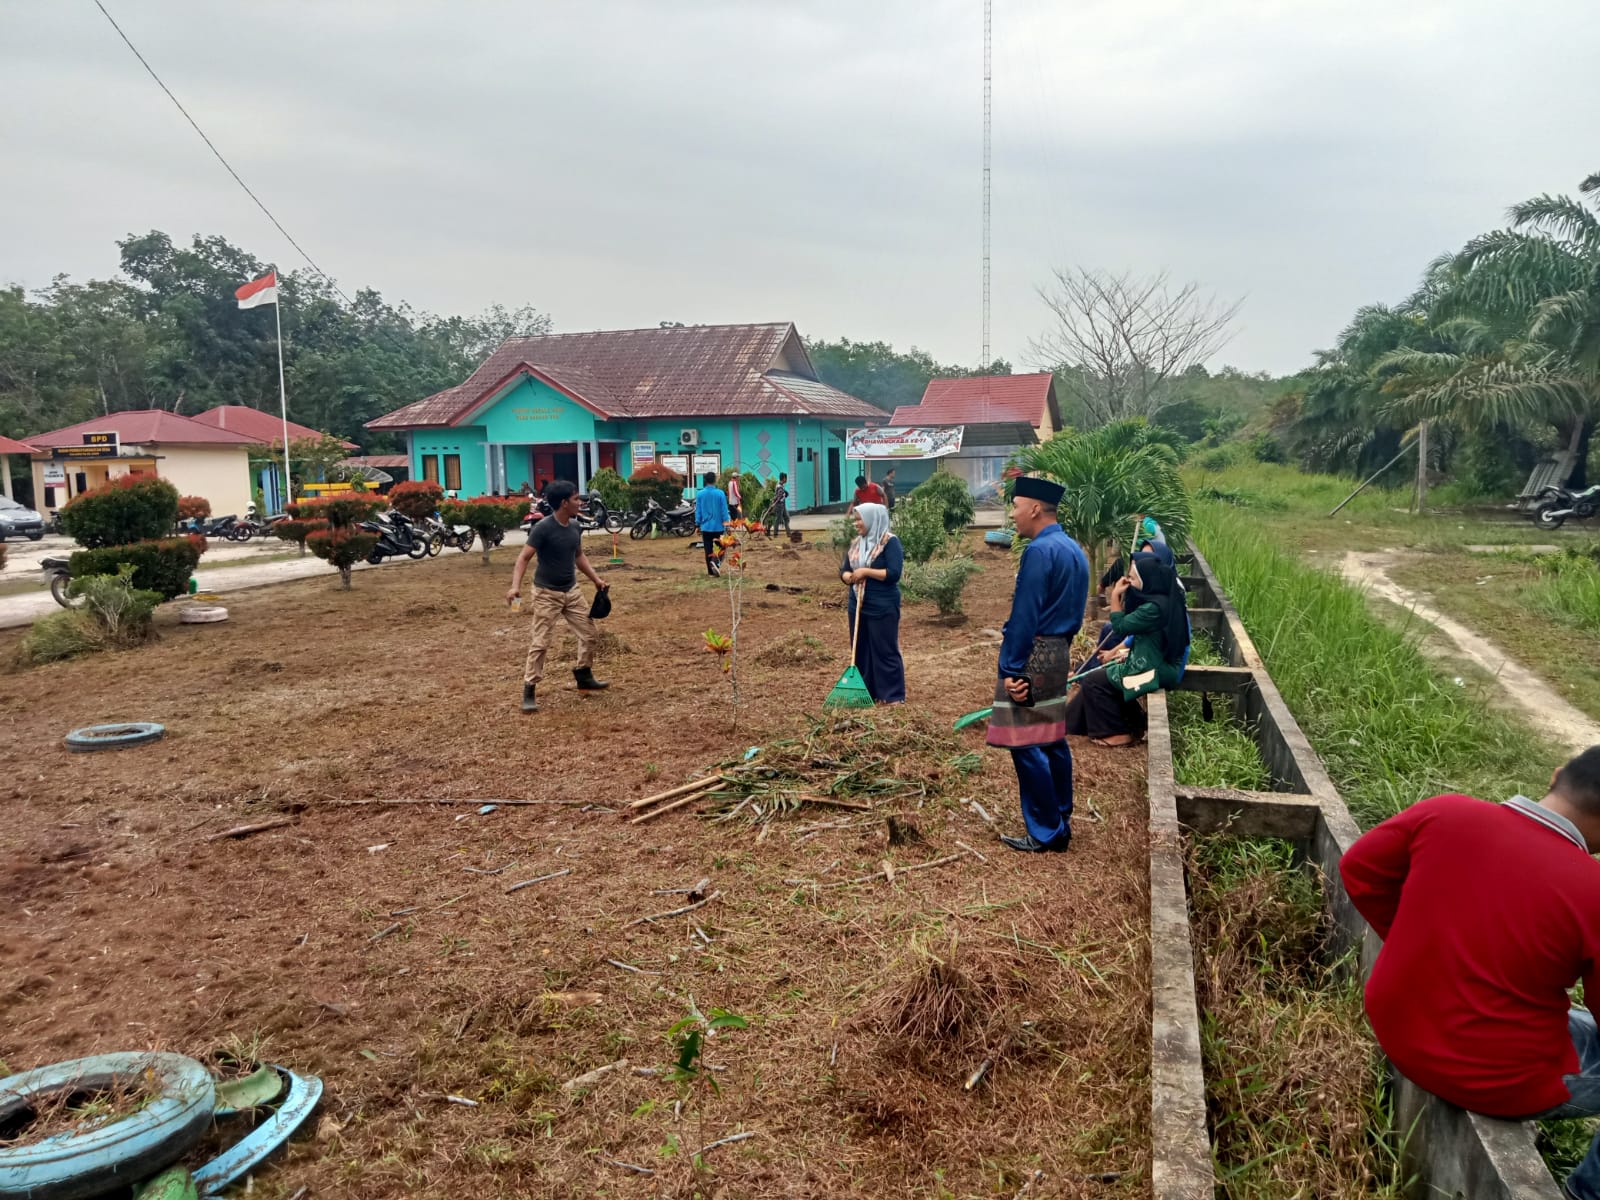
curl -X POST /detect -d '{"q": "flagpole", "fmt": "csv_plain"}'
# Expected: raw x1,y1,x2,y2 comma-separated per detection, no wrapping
272,269,290,511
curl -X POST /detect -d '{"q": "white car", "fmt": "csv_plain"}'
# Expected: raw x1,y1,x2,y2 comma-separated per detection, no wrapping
0,495,45,540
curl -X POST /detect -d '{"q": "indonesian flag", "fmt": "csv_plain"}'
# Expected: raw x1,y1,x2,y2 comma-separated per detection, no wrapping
235,271,278,309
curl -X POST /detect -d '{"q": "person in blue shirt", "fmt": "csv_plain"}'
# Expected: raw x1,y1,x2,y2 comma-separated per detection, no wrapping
838,502,905,703
985,476,1089,853
694,472,730,576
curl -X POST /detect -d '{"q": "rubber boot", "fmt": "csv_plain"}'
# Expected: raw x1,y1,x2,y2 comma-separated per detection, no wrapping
521,683,538,713
573,667,610,691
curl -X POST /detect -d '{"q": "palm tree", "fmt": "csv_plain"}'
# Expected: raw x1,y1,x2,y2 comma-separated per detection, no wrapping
1379,174,1600,487
1011,419,1191,581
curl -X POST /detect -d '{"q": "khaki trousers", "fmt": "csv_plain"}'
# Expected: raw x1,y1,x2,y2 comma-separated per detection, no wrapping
524,586,595,684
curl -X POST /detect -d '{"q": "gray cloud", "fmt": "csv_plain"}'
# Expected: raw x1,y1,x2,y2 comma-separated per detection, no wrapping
2,0,1593,376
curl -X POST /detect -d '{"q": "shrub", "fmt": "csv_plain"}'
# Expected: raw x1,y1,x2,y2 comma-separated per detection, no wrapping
719,469,761,514
909,468,976,535
1247,432,1285,464
176,495,211,521
628,462,687,511
387,480,444,520
60,476,180,548
272,518,329,556
441,495,530,565
900,557,982,615
1196,446,1241,472
307,527,381,590
24,566,161,663
287,495,386,528
69,537,203,600
588,467,630,514
828,515,856,551
892,493,951,564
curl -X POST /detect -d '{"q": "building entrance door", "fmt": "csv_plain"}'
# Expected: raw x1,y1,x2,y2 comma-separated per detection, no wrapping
826,447,841,504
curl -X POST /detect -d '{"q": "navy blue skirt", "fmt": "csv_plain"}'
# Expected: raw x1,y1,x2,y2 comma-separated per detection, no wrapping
848,606,906,704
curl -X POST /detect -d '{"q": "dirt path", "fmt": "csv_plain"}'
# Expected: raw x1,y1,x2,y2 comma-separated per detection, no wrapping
1340,550,1600,754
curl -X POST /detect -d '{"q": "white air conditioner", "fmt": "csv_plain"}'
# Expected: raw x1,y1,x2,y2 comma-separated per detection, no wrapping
679,429,700,448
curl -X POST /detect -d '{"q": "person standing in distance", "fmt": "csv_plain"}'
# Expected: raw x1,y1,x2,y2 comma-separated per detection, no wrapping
984,476,1088,852
506,480,610,713
881,467,897,513
695,471,729,577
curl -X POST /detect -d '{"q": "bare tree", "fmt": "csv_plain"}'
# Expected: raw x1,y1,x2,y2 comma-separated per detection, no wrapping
1032,268,1241,427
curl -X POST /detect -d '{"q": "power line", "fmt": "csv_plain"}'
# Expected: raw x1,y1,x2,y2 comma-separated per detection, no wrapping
90,0,351,305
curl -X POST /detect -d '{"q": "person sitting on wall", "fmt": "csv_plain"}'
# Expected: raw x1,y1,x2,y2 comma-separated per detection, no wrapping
1064,551,1189,747
1340,747,1600,1200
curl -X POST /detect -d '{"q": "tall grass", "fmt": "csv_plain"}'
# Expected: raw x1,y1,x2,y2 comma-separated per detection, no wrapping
1190,836,1404,1199
1169,692,1270,791
1192,501,1564,827
1527,551,1600,636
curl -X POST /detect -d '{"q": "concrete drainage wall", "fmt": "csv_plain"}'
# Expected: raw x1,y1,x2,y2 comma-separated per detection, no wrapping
1148,545,1559,1200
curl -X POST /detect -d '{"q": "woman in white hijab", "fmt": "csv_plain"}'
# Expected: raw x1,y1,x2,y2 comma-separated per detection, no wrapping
837,502,905,702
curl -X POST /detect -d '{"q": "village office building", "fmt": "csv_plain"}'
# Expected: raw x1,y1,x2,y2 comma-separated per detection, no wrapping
885,373,1063,495
366,323,884,508
25,410,258,517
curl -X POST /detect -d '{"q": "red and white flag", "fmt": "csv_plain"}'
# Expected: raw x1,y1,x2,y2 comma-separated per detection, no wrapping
235,271,278,309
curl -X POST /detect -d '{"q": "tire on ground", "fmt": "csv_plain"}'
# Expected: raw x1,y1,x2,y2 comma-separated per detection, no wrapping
64,722,166,752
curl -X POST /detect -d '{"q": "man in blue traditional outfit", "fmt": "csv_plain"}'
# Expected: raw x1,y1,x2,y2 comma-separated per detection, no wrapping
985,476,1089,853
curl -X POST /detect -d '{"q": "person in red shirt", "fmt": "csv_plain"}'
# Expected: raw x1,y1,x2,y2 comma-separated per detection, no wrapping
1340,746,1600,1200
851,475,884,512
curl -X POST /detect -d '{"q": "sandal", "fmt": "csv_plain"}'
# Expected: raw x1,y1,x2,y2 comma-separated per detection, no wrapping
1091,736,1140,748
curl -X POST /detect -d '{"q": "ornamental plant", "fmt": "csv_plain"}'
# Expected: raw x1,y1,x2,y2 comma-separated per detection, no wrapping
176,495,212,522
272,518,329,556
628,462,686,511
387,479,445,520
61,476,180,548
440,495,530,566
307,526,380,590
588,467,630,514
68,536,204,600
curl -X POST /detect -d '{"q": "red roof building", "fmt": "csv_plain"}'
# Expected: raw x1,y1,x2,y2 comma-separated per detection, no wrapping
25,410,257,516
190,405,358,450
366,322,882,510
889,373,1062,444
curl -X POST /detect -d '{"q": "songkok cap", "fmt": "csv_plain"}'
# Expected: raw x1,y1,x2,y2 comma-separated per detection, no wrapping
1013,476,1064,505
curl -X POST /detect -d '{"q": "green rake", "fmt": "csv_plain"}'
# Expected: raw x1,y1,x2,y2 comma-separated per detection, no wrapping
824,585,875,708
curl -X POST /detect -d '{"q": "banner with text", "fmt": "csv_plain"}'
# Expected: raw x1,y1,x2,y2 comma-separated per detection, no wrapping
844,426,964,460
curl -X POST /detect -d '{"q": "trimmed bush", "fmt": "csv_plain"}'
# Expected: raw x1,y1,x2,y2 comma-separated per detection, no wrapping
441,495,530,565
908,468,975,535
588,467,630,514
628,462,687,511
177,495,212,521
307,527,380,590
387,479,445,520
287,495,386,528
69,537,203,600
61,476,180,548
900,557,982,616
272,518,329,556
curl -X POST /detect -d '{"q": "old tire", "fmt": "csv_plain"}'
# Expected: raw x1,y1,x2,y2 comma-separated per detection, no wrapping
178,605,228,625
64,722,166,752
0,1052,216,1200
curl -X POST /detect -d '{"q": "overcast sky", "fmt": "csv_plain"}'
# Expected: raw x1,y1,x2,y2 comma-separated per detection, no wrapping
2,1,1593,376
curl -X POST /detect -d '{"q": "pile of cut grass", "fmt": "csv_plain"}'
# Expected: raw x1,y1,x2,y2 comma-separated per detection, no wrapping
1192,502,1563,827
1189,835,1402,1199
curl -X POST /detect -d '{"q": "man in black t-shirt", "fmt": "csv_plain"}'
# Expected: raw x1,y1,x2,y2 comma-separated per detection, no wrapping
506,480,611,713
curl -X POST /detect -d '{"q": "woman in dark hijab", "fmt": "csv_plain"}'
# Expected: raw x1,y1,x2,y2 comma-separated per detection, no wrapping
1066,551,1191,747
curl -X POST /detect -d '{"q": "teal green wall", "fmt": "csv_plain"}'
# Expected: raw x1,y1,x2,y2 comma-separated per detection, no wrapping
410,428,487,496
478,378,600,445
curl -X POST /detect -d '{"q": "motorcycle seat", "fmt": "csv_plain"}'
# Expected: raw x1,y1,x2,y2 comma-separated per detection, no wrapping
41,557,69,570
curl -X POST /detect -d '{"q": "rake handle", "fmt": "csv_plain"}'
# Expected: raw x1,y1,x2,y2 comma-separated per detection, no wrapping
848,583,864,668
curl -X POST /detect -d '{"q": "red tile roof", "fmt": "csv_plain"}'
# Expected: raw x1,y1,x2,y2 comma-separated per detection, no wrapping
190,405,358,450
26,410,259,449
889,373,1061,429
0,434,37,455
367,323,882,430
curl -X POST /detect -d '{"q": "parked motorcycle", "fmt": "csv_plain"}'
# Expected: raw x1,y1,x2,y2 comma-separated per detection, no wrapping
360,511,435,563
203,514,240,538
525,491,621,534
425,513,476,553
42,557,82,609
629,497,697,539
1533,482,1600,530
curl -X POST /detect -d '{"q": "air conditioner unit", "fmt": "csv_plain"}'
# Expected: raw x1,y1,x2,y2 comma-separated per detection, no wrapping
679,429,700,448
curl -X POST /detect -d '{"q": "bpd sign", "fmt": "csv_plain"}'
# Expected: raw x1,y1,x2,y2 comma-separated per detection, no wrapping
56,431,120,460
